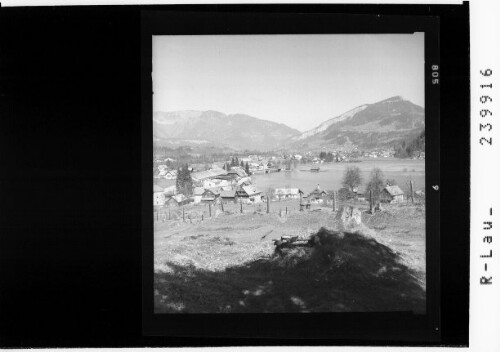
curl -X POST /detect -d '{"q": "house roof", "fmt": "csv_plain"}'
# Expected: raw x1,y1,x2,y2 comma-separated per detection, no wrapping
220,189,237,198
309,185,326,196
153,185,164,193
384,185,404,196
168,194,187,203
242,185,262,196
191,169,228,181
153,178,176,189
164,185,176,195
237,177,251,185
193,187,205,196
203,188,221,196
228,167,247,178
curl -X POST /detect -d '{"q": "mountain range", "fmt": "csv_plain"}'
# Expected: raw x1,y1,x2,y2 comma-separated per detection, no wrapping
153,110,300,151
291,96,425,149
153,96,424,151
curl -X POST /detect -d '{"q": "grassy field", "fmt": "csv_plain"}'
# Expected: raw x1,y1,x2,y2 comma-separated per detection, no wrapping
154,199,426,313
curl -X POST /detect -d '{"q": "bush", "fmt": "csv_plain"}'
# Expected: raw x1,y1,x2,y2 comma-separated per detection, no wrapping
338,187,356,201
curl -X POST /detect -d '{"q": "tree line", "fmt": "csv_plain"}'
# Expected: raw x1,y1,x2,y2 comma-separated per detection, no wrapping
340,166,398,202
223,156,250,175
394,129,425,158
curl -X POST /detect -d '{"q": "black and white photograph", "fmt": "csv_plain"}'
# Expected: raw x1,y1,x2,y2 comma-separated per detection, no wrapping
152,33,428,314
0,1,478,348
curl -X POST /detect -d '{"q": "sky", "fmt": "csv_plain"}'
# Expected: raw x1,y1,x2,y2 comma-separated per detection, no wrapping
153,33,424,132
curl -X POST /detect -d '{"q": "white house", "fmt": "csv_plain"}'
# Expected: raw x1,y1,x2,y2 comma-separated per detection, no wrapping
274,188,303,200
191,187,205,204
153,185,166,206
164,170,178,180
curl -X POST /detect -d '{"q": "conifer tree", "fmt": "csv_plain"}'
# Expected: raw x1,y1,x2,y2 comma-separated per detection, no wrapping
183,163,193,196
175,166,182,194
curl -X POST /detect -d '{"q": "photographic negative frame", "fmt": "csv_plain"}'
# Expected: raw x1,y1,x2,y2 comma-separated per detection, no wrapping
141,6,442,344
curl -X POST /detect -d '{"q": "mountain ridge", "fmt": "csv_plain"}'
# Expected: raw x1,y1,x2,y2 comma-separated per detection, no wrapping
153,110,301,151
289,96,424,149
153,96,425,151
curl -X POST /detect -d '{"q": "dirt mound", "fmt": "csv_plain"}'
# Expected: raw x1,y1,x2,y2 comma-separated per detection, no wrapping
267,227,425,312
155,226,425,313
275,227,406,274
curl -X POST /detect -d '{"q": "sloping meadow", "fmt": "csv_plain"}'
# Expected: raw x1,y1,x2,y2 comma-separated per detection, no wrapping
154,208,426,313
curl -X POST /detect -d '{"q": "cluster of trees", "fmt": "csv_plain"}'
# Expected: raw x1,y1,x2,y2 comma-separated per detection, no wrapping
223,156,251,175
341,166,398,201
318,151,336,162
175,164,193,196
394,129,425,158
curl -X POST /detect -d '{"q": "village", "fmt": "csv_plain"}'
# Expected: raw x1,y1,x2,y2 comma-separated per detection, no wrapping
153,151,419,216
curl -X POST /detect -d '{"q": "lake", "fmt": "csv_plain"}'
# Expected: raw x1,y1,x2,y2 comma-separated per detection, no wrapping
252,158,425,194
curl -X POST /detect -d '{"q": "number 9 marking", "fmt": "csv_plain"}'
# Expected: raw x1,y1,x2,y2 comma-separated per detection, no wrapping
480,95,492,104
480,109,492,117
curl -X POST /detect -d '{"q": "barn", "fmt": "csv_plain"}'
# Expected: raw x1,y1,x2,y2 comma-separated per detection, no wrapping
380,185,405,203
201,188,221,204
165,194,191,207
236,185,263,203
220,189,238,203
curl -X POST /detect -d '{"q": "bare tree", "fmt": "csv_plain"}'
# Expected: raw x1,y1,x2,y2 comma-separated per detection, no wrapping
342,166,362,192
365,167,385,201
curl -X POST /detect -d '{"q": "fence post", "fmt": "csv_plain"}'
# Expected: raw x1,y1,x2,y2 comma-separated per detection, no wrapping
202,214,204,221
183,206,185,221
209,202,212,217
286,206,287,215
333,191,338,212
410,179,414,204
240,198,243,213
169,208,171,220
221,200,224,212
369,190,373,214
267,196,270,213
